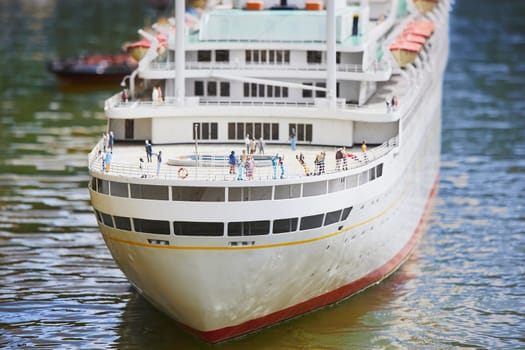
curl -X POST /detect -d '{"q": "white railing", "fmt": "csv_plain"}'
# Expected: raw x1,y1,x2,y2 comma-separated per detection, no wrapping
88,137,399,182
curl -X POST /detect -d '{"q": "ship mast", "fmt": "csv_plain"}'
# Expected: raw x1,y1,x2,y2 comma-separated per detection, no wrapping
175,0,185,106
326,0,337,110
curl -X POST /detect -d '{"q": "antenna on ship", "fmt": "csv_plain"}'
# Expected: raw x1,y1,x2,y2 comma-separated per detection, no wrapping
175,0,185,106
326,0,337,110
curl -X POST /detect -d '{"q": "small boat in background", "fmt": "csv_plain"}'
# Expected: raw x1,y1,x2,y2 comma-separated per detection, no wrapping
48,53,137,84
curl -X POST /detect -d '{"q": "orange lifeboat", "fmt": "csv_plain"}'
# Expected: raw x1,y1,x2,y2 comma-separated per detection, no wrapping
124,33,167,61
389,40,423,66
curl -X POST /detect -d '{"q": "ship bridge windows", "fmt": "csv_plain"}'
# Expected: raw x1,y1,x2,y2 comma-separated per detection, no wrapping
114,216,132,231
110,181,128,198
243,83,288,98
228,122,279,141
246,50,289,64
303,181,326,197
228,221,270,236
288,123,312,142
193,122,219,140
324,209,342,226
197,50,212,62
174,221,224,236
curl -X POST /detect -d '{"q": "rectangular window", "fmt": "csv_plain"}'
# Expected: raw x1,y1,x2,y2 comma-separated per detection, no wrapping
210,122,218,139
133,218,170,235
251,83,257,97
297,123,305,141
269,50,275,63
258,84,265,97
228,123,236,140
302,83,313,98
110,181,128,198
202,122,209,140
174,221,224,236
369,167,376,181
307,50,322,64
303,181,326,197
245,123,253,139
328,178,345,193
114,216,131,231
215,50,229,62
207,81,217,96
316,82,326,98
245,50,251,63
271,123,279,140
172,186,225,202
376,163,383,177
220,81,230,97
336,51,341,64
90,176,97,192
130,184,169,200
267,85,273,98
274,184,301,200
300,214,324,230
97,178,109,195
273,217,298,234
346,174,358,188
237,123,245,140
282,87,288,98
284,50,290,63
260,50,267,63
341,206,353,221
243,82,250,97
193,122,200,140
101,212,113,227
324,210,342,226
263,123,270,140
305,124,313,142
253,50,259,62
228,221,270,236
275,86,281,98
254,123,262,139
194,81,204,96
197,50,212,62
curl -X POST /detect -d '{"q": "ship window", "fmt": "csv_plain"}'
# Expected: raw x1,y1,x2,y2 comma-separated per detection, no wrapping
210,123,218,139
228,123,236,139
336,52,341,64
172,186,225,201
228,187,272,201
215,50,229,62
258,84,265,97
246,123,253,138
245,50,251,63
254,123,261,139
110,181,128,198
282,87,288,98
133,218,170,235
197,50,211,62
269,50,275,63
202,123,209,140
376,163,383,177
284,51,290,63
341,206,353,221
130,184,168,200
207,81,217,96
324,209,342,226
315,82,326,98
359,170,369,185
237,123,245,140
289,123,313,142
274,184,301,200
271,123,279,140
302,83,313,98
173,221,224,236
94,209,102,223
328,178,345,193
346,174,358,188
96,178,109,195
263,123,270,139
193,122,218,140
303,181,326,197
274,86,281,97
369,167,376,181
220,81,230,97
273,217,298,233
101,212,114,227
307,50,322,64
300,214,324,230
194,81,204,96
228,221,270,236
89,176,97,191
243,82,249,97
260,50,267,63
114,216,131,231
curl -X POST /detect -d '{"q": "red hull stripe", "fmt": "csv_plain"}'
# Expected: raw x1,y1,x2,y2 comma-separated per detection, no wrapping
186,177,440,343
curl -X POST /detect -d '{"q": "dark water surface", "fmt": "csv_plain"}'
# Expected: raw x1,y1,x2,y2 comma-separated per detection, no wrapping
1,0,524,349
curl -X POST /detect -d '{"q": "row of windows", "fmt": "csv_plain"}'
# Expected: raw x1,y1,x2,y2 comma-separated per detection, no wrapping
195,50,341,65
90,163,383,201
194,81,230,97
193,122,218,140
94,206,353,237
243,83,289,98
289,123,313,142
228,122,279,141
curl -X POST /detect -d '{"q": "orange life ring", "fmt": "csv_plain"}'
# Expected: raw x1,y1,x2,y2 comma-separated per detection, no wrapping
178,167,188,179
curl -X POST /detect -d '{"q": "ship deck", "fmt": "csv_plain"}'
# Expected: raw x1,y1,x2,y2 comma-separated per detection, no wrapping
89,138,397,182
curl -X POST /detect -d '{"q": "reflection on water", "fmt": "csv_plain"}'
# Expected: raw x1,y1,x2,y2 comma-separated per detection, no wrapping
1,0,525,348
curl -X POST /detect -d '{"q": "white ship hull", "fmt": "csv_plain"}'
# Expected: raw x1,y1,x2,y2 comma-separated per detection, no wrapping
88,0,450,342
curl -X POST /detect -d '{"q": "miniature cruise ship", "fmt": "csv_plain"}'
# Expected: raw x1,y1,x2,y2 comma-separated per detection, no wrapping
88,0,450,342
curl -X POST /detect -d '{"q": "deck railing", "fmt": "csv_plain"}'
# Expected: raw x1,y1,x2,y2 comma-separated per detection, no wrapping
88,137,399,182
